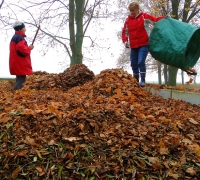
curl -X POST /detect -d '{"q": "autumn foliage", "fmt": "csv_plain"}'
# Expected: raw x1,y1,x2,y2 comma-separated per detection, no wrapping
0,64,200,179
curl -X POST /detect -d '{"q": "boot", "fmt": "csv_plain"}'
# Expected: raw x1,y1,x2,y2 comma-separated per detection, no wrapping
133,73,139,83
140,73,146,87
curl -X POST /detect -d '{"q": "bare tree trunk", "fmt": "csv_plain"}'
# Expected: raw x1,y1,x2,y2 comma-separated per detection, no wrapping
69,0,85,66
168,66,178,86
69,0,77,66
164,64,168,84
194,75,196,84
181,70,184,84
157,61,162,85
74,0,85,65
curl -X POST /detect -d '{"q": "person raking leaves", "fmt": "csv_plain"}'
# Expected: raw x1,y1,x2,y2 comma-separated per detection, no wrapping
9,21,34,90
121,1,165,87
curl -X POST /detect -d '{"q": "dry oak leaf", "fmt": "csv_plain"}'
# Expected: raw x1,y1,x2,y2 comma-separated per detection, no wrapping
0,116,12,124
63,137,82,141
148,157,161,164
152,163,162,170
187,144,200,156
186,167,196,176
167,169,179,179
24,136,39,147
159,147,169,155
186,78,193,85
11,167,21,179
48,139,56,146
182,138,192,145
23,108,35,115
146,115,156,121
188,118,199,125
180,154,187,165
36,166,46,176
17,150,29,158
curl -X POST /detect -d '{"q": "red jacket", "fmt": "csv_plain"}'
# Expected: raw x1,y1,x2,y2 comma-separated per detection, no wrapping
9,31,32,75
122,12,165,48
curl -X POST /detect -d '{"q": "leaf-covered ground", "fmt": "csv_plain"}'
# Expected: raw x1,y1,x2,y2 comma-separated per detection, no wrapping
0,64,200,180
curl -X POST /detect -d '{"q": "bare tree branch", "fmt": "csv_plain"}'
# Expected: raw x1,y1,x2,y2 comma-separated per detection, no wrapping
0,0,4,9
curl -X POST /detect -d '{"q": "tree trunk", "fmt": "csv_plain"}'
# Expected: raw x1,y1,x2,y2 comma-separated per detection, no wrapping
167,0,179,86
74,0,84,65
181,70,184,84
164,64,168,84
69,0,85,66
157,61,162,85
69,0,77,66
168,66,178,86
171,0,179,19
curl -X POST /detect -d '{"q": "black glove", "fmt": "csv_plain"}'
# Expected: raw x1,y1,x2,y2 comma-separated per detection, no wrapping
124,42,130,48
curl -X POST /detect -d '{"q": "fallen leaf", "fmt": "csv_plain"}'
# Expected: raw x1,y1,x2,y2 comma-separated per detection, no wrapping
188,118,199,125
186,167,196,176
63,137,82,141
11,167,21,179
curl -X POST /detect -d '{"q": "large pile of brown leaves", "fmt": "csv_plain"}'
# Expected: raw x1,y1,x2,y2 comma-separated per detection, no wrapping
0,64,200,180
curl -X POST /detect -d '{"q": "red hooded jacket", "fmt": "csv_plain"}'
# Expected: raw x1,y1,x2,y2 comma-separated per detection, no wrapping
9,31,32,75
122,12,165,48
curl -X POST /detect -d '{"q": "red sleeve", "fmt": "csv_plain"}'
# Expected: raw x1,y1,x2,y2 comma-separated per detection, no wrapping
121,19,129,43
16,40,31,56
143,13,166,22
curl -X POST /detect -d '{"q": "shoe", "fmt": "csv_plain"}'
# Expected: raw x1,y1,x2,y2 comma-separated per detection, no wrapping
140,81,145,87
140,73,146,87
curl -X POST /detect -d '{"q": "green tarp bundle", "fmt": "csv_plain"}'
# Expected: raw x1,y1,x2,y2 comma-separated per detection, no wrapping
149,17,200,71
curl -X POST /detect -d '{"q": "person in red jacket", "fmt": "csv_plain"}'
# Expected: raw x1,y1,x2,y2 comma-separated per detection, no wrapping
9,21,34,90
121,2,165,87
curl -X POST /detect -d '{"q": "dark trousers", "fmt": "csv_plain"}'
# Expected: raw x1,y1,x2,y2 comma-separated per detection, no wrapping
14,75,26,90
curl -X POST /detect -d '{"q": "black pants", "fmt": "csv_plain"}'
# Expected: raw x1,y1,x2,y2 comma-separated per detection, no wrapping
14,75,26,90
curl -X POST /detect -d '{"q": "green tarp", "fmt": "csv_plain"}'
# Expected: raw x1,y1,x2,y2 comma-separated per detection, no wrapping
149,17,200,71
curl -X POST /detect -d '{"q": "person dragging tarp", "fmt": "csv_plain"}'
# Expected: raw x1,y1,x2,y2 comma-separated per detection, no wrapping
9,21,34,90
121,1,165,87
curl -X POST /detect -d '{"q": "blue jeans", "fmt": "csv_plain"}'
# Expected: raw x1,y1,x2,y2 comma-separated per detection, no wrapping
130,45,148,76
14,75,26,90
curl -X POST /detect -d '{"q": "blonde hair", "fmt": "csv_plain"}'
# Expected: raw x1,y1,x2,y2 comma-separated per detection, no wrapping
128,2,140,10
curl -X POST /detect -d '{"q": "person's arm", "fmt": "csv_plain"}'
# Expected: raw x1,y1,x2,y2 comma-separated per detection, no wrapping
122,19,130,48
143,12,166,22
16,40,31,56
121,20,129,43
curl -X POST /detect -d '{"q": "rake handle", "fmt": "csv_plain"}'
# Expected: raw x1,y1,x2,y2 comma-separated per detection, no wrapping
32,25,40,45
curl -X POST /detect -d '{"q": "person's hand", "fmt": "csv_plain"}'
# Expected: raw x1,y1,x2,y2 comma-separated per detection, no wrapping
29,44,34,50
124,42,129,48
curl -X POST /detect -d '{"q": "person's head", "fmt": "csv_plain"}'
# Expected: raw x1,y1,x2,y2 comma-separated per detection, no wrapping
128,2,140,17
12,21,26,33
